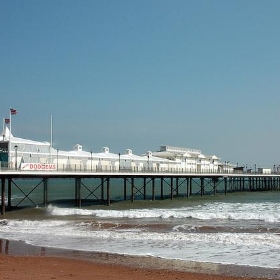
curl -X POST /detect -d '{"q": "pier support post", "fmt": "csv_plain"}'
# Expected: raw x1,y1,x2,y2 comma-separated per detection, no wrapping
213,178,217,195
224,177,227,195
124,178,127,200
75,178,81,207
131,178,134,202
74,178,78,206
1,178,5,215
43,178,48,206
161,178,164,200
8,178,12,209
170,178,173,200
189,178,193,196
152,178,155,201
78,178,82,208
101,178,104,201
186,177,189,198
143,177,146,200
200,177,204,196
107,178,110,206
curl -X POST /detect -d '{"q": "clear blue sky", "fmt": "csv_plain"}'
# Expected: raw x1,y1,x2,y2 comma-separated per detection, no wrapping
1,0,280,168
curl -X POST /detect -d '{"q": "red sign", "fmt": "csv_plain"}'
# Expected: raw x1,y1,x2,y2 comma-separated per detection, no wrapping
21,163,57,171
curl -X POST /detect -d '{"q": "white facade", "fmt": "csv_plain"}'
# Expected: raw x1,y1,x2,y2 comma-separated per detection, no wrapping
0,127,229,173
152,145,220,173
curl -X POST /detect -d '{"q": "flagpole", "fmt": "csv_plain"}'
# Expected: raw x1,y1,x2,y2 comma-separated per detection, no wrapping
50,114,53,162
8,108,17,168
9,108,12,139
9,108,12,168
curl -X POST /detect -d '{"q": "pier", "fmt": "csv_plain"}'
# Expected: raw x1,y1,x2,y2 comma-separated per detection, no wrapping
2,131,278,215
1,170,280,215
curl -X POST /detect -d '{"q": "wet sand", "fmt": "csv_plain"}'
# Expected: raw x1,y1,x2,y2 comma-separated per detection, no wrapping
0,239,279,280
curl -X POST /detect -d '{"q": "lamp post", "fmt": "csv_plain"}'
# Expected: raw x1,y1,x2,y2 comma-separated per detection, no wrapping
90,151,93,172
14,145,18,171
56,149,59,171
118,153,120,171
148,155,150,171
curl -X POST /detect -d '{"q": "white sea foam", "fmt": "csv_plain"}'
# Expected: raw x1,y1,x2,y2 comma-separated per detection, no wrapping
1,218,280,248
2,195,280,269
1,217,280,268
47,202,280,223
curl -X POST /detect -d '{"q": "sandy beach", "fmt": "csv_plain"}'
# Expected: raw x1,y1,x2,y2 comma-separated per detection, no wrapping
0,254,271,280
1,239,279,280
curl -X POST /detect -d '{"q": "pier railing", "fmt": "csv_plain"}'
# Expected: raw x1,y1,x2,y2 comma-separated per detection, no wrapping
0,165,277,175
1,164,280,215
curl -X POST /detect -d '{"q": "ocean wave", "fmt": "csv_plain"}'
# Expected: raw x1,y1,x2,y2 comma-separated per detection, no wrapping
173,224,280,234
46,202,280,223
1,218,280,249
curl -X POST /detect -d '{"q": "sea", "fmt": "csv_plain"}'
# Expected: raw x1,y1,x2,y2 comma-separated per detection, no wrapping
0,178,280,273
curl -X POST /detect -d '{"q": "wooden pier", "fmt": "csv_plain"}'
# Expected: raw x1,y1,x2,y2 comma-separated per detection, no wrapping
1,170,280,215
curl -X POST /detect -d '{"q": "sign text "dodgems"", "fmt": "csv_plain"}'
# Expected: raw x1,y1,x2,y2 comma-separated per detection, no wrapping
21,163,57,171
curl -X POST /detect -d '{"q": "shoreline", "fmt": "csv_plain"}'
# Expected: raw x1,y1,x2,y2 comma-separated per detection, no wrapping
1,239,279,279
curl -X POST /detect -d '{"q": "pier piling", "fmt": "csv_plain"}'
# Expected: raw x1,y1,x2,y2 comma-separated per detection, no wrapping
1,171,280,213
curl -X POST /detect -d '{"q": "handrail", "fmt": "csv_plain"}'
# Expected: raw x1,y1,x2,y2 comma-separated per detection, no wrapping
0,165,277,175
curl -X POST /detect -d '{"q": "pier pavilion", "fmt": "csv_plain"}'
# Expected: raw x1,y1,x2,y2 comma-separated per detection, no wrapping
0,126,229,173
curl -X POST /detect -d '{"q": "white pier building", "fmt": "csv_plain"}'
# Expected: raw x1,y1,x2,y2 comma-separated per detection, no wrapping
0,126,228,173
